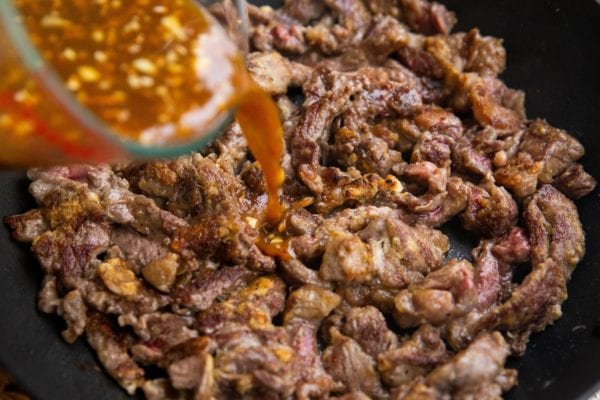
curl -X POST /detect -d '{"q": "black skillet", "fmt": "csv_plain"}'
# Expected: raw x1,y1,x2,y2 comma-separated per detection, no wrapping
1,0,599,399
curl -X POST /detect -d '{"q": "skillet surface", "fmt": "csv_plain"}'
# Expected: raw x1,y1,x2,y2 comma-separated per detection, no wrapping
0,1,599,399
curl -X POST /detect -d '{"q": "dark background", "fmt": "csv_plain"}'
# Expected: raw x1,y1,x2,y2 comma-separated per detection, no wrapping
0,0,599,399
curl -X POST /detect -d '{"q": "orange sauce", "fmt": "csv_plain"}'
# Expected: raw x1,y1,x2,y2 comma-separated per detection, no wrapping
9,0,285,221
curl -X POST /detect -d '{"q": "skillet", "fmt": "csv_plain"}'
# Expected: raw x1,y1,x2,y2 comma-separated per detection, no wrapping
0,0,599,399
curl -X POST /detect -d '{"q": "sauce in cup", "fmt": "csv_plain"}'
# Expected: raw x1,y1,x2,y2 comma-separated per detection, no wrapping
0,0,284,221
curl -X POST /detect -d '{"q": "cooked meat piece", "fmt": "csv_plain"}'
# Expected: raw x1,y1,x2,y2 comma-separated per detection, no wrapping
340,306,398,358
290,205,403,260
305,0,372,54
110,226,169,273
211,321,337,399
332,127,404,176
284,285,341,325
397,46,445,79
424,332,516,397
142,379,183,400
172,265,255,311
333,392,373,400
358,217,449,286
314,209,448,289
283,0,326,24
4,209,48,242
60,290,87,343
399,0,456,35
248,4,307,54
167,352,213,393
282,207,323,237
494,187,584,338
196,276,286,334
280,258,333,288
471,242,502,311
299,165,405,214
361,16,410,63
208,123,248,175
410,128,453,167
81,277,170,316
413,177,469,227
469,77,524,134
493,152,542,199
552,163,597,200
335,283,399,314
495,120,588,198
121,313,197,354
290,69,362,168
320,230,376,283
248,51,293,95
524,185,584,273
86,312,145,395
390,378,437,400
447,186,586,353
492,227,530,265
167,156,275,272
323,329,388,399
38,275,61,314
32,218,110,286
518,120,585,184
378,325,446,386
460,178,518,237
393,259,477,328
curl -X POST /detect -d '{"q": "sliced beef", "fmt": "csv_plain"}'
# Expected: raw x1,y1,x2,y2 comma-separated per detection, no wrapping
284,285,341,326
393,259,477,328
378,325,447,386
196,276,286,334
460,179,518,237
283,0,326,24
86,312,145,395
424,332,516,397
4,209,48,242
399,0,456,35
492,227,531,266
553,163,597,200
172,265,256,311
340,306,398,358
322,329,388,399
248,51,294,95
495,120,589,198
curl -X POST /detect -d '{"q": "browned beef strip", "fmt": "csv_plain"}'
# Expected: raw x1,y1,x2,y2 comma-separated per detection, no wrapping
196,276,286,334
60,289,88,343
322,328,388,399
495,120,590,198
423,332,516,397
291,69,362,169
525,185,585,273
399,0,456,35
4,209,48,242
492,227,531,265
284,285,341,326
393,259,477,328
552,163,597,200
86,312,145,395
460,178,518,237
283,0,326,24
339,306,398,358
378,324,447,387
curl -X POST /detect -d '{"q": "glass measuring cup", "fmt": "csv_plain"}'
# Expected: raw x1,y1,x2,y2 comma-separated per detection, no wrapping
0,0,248,166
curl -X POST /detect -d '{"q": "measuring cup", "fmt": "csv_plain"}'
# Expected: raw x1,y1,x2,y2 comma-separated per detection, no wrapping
0,0,248,166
